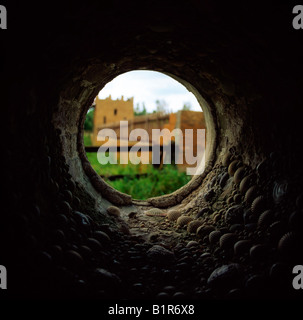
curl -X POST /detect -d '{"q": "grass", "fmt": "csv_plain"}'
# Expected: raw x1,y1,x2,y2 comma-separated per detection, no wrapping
83,132,92,146
109,164,191,199
85,152,191,199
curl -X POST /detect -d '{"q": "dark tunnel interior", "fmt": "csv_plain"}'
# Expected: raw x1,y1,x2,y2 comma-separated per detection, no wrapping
1,1,303,301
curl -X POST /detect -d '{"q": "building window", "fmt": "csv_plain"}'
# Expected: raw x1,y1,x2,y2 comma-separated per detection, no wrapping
103,116,106,124
114,108,117,115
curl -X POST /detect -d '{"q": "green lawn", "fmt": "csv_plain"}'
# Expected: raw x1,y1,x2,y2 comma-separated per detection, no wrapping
85,152,191,199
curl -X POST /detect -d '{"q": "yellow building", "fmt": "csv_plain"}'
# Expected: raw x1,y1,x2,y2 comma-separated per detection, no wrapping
93,95,134,145
90,95,206,172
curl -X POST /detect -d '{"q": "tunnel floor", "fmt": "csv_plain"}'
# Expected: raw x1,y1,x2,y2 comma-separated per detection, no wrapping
11,155,301,301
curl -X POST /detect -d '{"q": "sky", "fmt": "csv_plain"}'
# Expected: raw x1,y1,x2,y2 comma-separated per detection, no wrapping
97,70,202,113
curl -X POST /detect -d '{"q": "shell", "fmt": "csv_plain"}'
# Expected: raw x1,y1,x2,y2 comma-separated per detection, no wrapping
272,180,289,204
209,230,222,245
63,189,73,202
257,210,273,228
107,206,121,217
73,211,91,229
59,201,72,216
145,208,166,217
86,237,103,251
187,220,204,233
219,172,229,188
269,262,289,281
256,159,269,177
244,274,265,293
226,196,234,205
234,240,251,255
211,211,218,220
278,232,297,255
244,185,259,204
251,195,266,216
268,220,283,239
196,225,215,238
222,152,232,167
228,160,241,176
229,224,243,232
250,244,267,261
92,230,111,244
176,215,193,227
219,233,237,249
66,179,76,192
186,240,199,248
277,232,302,261
234,167,246,185
239,174,254,195
207,263,242,290
233,194,242,204
65,250,84,268
167,210,182,221
243,209,253,224
73,196,81,207
213,212,221,223
225,205,243,224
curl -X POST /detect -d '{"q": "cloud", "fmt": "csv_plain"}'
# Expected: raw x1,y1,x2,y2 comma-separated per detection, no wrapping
98,70,202,113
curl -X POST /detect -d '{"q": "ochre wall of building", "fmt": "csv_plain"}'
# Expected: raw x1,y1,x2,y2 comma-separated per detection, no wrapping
93,95,134,145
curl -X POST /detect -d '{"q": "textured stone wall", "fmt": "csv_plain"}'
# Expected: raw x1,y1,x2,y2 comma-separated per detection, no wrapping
1,1,303,300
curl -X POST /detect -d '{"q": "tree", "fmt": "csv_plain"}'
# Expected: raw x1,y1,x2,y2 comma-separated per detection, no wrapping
182,102,192,111
84,107,94,131
134,102,147,116
155,99,169,114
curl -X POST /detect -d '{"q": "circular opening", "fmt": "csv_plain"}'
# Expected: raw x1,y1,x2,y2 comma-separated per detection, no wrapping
83,70,208,201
